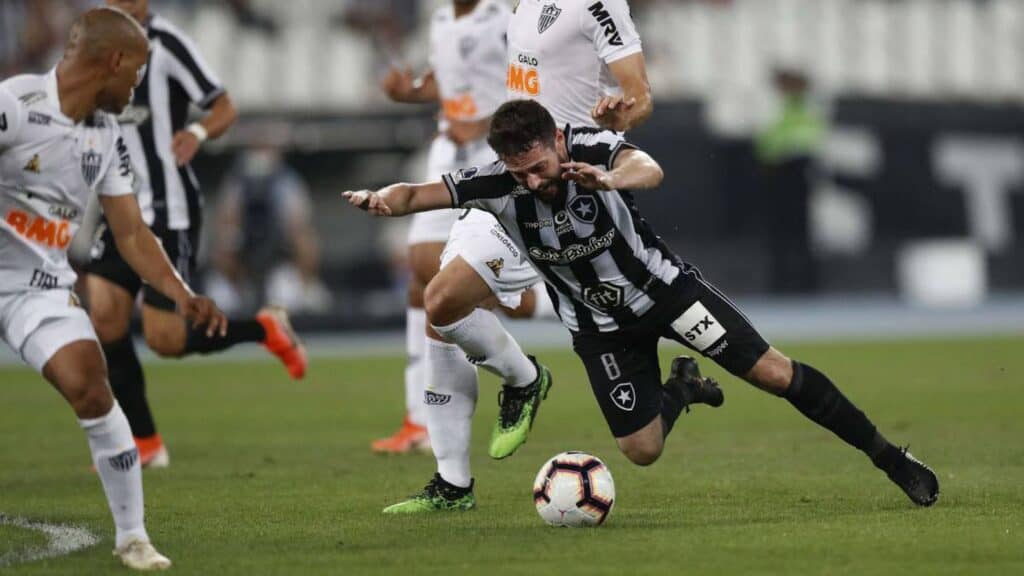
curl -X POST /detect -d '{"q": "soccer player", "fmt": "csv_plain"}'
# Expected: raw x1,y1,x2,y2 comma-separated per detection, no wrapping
374,0,556,484
82,0,306,468
0,7,229,569
344,99,941,509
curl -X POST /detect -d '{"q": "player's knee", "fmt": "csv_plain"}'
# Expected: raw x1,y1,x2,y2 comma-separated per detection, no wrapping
89,307,130,344
424,280,464,327
143,325,185,358
618,435,664,466
64,366,113,418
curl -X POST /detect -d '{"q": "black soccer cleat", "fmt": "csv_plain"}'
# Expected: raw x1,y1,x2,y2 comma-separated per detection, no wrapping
876,445,940,507
667,356,724,409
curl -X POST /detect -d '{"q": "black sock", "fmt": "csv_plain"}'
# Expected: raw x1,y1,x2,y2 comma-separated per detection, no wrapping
183,319,266,355
786,361,890,460
103,336,157,438
660,386,685,439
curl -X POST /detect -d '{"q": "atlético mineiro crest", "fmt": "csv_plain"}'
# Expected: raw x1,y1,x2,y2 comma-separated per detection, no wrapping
81,150,102,186
538,4,562,34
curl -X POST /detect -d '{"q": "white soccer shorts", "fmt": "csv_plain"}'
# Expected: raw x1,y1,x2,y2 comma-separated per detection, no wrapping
0,289,98,372
408,134,498,246
440,209,541,309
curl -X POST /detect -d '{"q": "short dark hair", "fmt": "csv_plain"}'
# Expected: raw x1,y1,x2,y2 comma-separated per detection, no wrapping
487,99,557,158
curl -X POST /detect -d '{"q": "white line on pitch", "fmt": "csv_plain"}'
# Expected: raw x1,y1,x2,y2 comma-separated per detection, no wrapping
0,514,101,568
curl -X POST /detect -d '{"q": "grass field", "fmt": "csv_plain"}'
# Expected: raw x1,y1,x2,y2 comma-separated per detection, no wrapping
1,336,1023,575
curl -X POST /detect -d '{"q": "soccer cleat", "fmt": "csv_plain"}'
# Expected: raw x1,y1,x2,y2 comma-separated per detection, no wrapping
371,416,431,454
135,435,170,469
488,356,553,459
876,445,940,507
382,473,475,514
666,356,724,410
113,539,172,571
256,306,307,379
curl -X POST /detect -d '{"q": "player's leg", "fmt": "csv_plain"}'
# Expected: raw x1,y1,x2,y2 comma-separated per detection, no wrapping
371,240,444,454
139,227,306,379
666,269,939,506
426,212,552,459
84,224,166,467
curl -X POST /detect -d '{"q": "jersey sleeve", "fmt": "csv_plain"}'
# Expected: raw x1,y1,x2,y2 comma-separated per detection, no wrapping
98,127,137,198
441,161,516,212
158,29,225,109
579,0,643,64
570,129,638,170
0,85,23,150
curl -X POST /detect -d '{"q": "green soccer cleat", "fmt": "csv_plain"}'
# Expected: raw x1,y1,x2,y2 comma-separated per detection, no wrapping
488,356,553,459
382,473,476,514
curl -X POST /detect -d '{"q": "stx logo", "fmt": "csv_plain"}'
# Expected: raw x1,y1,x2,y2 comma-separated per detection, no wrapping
442,94,478,121
5,209,72,249
670,301,726,352
507,63,540,96
588,2,624,46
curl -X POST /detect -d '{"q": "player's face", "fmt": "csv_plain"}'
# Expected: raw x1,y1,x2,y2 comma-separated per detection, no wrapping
97,47,148,114
502,138,566,202
106,0,149,24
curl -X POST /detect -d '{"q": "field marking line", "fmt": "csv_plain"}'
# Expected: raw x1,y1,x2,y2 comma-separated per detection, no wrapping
0,513,101,568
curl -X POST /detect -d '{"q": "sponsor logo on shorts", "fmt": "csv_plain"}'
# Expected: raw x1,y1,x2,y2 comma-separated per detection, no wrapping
486,257,505,278
424,390,452,405
583,282,623,312
671,301,726,352
569,196,598,224
610,382,636,412
538,3,562,34
706,340,729,357
23,154,41,174
18,91,46,106
107,448,139,472
29,269,59,290
27,111,50,125
528,229,614,265
490,227,520,258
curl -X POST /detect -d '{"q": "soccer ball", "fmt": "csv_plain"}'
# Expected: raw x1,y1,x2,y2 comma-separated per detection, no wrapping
532,451,615,527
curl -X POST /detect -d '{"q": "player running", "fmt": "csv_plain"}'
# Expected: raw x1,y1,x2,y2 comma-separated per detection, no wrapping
344,98,941,509
80,0,306,469
0,8,230,569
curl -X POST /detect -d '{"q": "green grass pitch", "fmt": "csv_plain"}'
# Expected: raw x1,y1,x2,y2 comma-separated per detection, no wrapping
1,336,1022,575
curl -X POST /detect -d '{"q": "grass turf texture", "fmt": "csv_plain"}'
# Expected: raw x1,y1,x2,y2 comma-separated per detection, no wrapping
1,336,1022,575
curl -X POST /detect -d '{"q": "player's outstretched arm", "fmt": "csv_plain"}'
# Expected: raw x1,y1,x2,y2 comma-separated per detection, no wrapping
342,180,452,217
99,194,228,337
593,53,654,132
562,149,663,192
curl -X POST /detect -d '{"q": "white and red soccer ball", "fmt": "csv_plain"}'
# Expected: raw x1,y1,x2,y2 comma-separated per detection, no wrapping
533,451,615,527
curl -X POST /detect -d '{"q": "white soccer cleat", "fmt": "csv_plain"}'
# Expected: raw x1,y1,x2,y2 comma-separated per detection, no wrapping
144,446,170,469
114,539,172,571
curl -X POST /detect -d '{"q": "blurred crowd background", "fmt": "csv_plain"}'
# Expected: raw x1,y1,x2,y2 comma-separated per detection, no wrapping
3,0,1023,330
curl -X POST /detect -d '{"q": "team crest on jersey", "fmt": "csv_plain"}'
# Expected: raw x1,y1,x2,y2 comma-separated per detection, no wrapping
569,195,598,224
81,150,103,185
23,154,41,174
486,258,505,278
538,4,562,34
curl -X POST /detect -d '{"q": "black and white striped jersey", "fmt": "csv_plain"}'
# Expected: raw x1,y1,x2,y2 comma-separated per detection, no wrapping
116,14,224,231
442,126,685,334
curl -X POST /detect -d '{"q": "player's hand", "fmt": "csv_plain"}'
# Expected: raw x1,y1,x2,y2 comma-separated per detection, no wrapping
561,161,614,191
591,95,637,132
342,190,392,216
171,130,201,166
180,295,228,338
382,66,416,102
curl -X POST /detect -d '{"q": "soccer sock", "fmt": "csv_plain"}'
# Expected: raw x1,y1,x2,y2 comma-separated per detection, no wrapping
80,402,148,549
183,319,266,355
102,336,157,438
405,307,428,427
659,386,686,439
786,361,890,460
425,337,479,489
431,308,537,387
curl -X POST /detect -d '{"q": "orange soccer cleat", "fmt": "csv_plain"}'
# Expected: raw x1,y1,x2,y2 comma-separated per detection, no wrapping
256,306,307,379
371,416,431,454
134,434,169,469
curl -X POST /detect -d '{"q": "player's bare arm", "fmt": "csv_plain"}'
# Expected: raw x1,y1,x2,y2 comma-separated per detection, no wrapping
343,180,452,217
172,92,237,166
561,148,663,191
99,193,228,336
383,67,439,104
592,53,653,132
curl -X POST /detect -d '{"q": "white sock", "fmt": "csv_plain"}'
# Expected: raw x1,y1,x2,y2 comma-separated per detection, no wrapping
432,308,538,387
405,307,428,427
80,402,148,549
425,337,478,488
530,283,559,320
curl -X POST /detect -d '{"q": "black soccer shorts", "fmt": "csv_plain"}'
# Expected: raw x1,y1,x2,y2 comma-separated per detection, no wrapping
84,221,199,312
573,267,770,438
